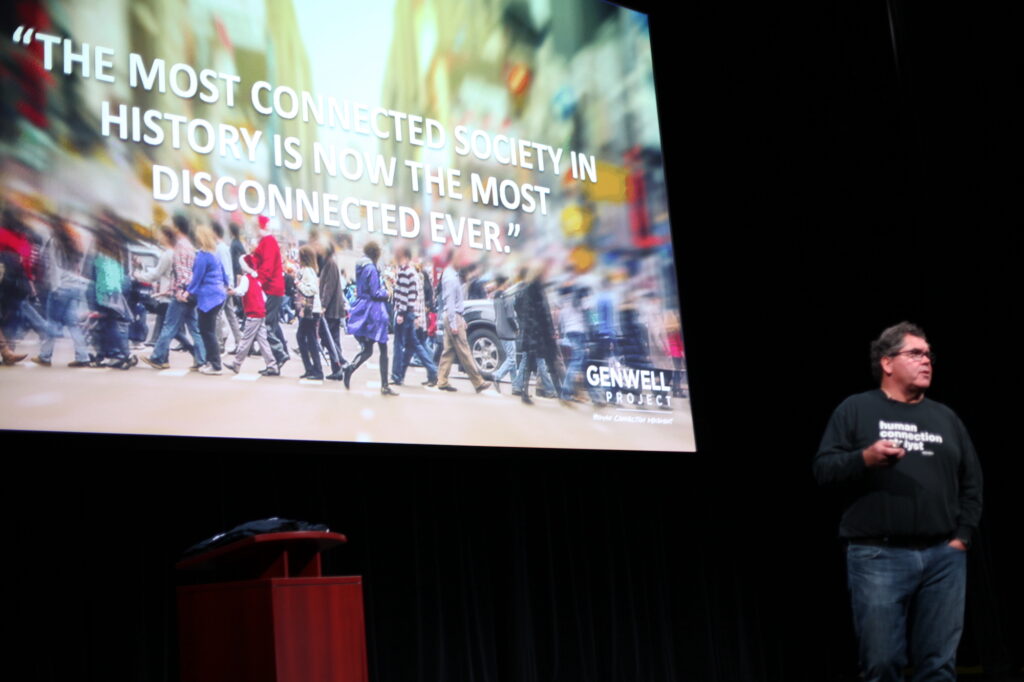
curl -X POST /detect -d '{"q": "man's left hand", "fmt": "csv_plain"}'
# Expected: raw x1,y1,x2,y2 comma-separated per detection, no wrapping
948,538,968,551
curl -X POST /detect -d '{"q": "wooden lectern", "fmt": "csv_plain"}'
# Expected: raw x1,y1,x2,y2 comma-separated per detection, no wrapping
176,531,368,682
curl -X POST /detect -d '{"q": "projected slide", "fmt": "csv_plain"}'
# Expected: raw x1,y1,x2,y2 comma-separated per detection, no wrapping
0,0,693,452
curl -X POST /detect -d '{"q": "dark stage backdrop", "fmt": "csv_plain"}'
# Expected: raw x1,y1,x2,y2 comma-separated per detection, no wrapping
3,2,1022,681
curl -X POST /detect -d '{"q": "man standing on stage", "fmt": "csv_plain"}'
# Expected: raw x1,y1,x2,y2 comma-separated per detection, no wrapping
813,322,982,682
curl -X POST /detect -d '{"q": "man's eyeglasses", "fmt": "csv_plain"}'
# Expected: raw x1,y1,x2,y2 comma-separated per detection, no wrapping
891,349,935,363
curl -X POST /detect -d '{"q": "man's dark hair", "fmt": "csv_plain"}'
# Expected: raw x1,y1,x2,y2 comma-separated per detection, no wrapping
212,221,225,239
172,213,191,238
870,321,927,381
159,225,177,246
2,207,26,234
363,240,380,263
229,221,241,239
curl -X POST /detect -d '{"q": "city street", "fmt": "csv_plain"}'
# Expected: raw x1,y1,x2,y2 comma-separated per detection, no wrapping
0,323,694,452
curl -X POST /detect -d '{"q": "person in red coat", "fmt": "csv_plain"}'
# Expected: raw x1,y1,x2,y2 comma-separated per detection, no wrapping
249,215,289,371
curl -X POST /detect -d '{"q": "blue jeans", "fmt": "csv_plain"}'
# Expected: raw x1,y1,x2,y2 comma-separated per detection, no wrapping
151,299,205,365
493,339,517,384
513,353,555,394
263,294,288,364
98,305,130,360
297,314,322,377
846,541,967,682
40,287,90,362
560,331,602,401
197,303,223,370
391,314,437,383
4,298,51,342
390,315,407,379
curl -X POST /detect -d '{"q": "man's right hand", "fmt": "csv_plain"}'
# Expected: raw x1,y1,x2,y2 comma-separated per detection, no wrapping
862,440,906,467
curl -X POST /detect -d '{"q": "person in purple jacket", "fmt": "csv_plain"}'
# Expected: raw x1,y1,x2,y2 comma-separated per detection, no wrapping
342,241,396,396
188,224,230,375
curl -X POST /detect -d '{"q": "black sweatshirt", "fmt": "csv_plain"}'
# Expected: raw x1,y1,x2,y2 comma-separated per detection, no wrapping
814,390,983,545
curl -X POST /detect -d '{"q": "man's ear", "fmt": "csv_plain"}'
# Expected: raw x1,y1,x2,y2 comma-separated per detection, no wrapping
880,355,894,377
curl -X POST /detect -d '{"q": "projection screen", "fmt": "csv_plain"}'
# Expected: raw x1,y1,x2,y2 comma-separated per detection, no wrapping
0,0,694,451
